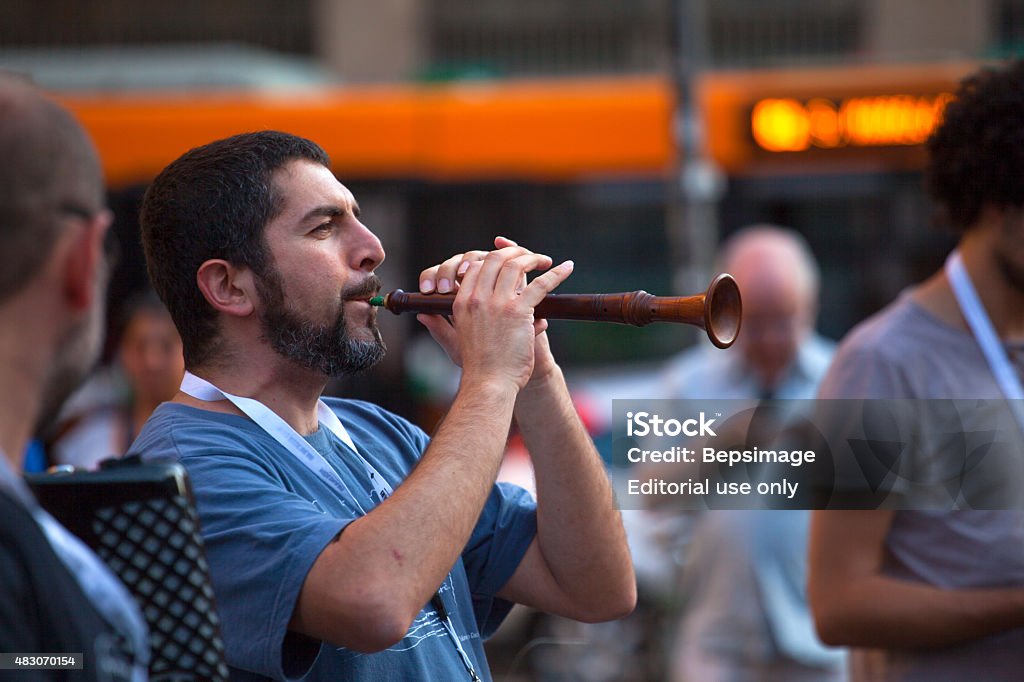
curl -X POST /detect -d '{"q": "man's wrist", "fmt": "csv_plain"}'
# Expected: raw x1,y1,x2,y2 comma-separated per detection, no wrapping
520,363,564,396
457,372,522,403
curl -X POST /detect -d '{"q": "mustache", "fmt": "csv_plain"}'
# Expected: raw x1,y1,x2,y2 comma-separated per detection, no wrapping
344,274,382,301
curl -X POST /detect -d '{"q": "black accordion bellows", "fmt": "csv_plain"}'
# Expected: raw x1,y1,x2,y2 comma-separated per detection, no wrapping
28,459,230,682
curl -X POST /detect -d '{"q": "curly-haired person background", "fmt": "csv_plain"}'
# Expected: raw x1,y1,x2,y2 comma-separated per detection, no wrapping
809,59,1024,682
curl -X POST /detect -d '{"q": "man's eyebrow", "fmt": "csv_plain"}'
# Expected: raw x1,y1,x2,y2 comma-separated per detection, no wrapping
301,203,361,223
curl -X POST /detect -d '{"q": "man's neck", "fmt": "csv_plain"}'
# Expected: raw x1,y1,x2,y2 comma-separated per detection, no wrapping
915,235,1024,341
0,302,52,462
957,234,1024,340
0,445,22,478
181,355,329,436
0,379,39,466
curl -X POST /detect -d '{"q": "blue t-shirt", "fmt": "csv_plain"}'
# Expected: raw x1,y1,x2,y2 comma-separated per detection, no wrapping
129,398,537,681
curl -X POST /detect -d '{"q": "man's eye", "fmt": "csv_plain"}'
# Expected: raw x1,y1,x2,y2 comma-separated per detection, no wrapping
312,222,334,235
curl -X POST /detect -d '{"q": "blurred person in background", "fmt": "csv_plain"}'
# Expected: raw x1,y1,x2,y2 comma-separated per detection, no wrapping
810,60,1024,681
659,225,845,681
662,225,834,401
0,73,148,680
51,290,184,469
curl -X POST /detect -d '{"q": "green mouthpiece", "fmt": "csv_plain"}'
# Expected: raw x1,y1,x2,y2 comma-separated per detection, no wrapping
369,296,385,307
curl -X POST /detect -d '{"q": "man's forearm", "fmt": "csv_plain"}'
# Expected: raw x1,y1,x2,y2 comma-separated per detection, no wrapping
294,377,518,649
812,574,1024,648
513,368,636,621
810,510,1024,649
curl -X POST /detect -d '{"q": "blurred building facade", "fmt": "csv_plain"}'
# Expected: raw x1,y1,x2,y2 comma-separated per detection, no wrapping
2,0,1017,78
0,0,1017,407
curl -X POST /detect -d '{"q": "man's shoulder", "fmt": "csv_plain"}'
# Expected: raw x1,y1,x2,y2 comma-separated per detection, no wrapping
0,493,111,667
136,399,429,462
832,293,938,363
132,402,270,463
144,401,247,427
0,490,40,551
821,292,968,398
0,493,65,591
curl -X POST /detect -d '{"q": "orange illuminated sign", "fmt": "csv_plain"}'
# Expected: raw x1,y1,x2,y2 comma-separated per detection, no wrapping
56,61,978,184
750,93,954,152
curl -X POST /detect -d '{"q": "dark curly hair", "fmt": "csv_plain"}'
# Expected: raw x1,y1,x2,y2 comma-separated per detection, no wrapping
139,131,329,367
926,60,1024,233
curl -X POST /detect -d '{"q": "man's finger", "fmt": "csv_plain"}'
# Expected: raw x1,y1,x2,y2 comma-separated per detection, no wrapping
519,260,574,307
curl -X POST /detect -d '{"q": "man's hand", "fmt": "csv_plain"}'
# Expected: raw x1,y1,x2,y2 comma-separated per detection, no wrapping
416,236,573,391
411,237,634,626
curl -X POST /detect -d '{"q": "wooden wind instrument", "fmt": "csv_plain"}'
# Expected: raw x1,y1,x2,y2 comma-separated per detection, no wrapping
369,273,742,349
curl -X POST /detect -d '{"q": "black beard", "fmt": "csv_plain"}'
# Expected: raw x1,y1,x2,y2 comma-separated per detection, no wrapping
256,267,386,378
993,210,1024,294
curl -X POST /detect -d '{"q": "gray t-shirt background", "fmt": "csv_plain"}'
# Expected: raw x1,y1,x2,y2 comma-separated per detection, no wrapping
819,289,1024,681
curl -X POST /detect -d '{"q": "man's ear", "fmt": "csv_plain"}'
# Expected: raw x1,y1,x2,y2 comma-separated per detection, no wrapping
62,210,112,312
196,259,256,318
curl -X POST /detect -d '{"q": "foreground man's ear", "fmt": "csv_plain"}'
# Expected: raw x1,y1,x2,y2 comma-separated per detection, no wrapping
196,259,256,318
62,210,113,312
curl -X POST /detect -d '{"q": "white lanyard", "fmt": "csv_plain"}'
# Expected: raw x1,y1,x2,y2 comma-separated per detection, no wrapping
0,453,150,681
434,591,482,682
946,250,1024,433
180,372,392,507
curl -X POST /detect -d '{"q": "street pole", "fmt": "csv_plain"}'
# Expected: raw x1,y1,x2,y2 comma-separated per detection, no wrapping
667,0,724,307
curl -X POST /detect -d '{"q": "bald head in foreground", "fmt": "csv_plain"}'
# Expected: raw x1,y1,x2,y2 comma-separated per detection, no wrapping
0,74,149,681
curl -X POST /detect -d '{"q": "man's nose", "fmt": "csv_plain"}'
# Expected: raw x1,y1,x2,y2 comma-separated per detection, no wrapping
349,220,385,271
